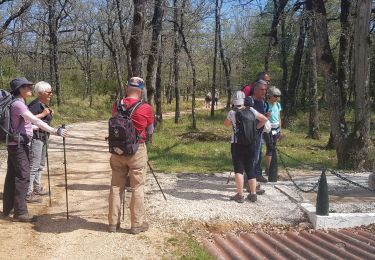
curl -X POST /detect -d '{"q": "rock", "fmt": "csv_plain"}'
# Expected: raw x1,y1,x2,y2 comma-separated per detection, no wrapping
369,173,375,190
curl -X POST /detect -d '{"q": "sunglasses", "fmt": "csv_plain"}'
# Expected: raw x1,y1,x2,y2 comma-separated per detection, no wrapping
45,91,53,94
273,95,280,98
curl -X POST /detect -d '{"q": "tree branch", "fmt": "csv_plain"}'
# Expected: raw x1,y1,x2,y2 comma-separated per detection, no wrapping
0,0,32,35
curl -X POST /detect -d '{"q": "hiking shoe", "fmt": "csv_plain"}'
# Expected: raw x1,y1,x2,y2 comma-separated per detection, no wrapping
230,193,245,203
33,187,48,196
108,223,121,233
13,213,37,222
257,175,268,183
247,193,257,202
256,188,265,195
26,194,42,204
128,222,149,235
246,183,262,193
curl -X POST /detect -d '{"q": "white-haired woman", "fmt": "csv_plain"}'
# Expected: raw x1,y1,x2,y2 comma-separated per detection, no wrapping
3,78,66,222
27,81,54,202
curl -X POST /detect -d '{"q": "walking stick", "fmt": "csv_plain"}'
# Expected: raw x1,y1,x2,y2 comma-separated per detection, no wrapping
122,191,125,221
147,161,167,201
62,124,69,220
45,139,52,206
226,172,232,184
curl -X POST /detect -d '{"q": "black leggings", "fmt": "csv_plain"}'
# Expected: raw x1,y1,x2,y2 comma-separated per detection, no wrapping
263,131,280,156
231,143,256,179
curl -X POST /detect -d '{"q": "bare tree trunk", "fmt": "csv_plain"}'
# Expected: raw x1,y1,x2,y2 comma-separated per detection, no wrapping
217,0,231,110
129,0,145,76
306,10,320,139
154,36,164,121
264,0,289,71
346,0,371,169
279,15,288,127
115,0,132,79
285,14,306,122
99,25,124,97
337,0,352,108
173,0,180,123
48,0,62,105
211,0,219,117
310,0,371,169
146,0,164,104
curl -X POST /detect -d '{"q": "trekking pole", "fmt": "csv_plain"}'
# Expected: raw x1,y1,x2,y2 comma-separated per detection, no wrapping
147,161,167,201
62,124,69,220
45,139,52,206
122,191,125,221
226,172,232,184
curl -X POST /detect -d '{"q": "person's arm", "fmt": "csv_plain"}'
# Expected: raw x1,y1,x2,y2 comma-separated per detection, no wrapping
21,110,67,136
250,107,267,129
35,108,51,119
224,110,234,127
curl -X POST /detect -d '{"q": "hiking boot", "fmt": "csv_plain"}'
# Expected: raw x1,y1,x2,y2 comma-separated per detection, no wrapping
108,223,120,233
247,193,257,202
230,193,245,203
26,193,42,204
33,187,48,196
13,213,37,223
256,188,265,195
108,223,121,233
128,222,149,235
257,175,268,183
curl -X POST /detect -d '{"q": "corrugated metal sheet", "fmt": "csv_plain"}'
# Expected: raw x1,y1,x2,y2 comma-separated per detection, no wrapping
203,229,375,260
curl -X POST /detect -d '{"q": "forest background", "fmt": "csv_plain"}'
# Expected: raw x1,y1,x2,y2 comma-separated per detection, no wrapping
0,0,375,171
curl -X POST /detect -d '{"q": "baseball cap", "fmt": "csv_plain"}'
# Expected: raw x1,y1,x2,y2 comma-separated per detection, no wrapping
232,90,245,106
10,77,33,93
127,77,145,90
267,86,281,96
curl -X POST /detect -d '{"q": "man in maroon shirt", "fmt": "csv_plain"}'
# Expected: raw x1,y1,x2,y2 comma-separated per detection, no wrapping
108,77,154,234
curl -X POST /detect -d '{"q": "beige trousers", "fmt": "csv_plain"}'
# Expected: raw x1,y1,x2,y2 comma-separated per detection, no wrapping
108,143,147,227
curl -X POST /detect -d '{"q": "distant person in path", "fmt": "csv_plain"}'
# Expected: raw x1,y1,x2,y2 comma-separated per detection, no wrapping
204,91,211,108
2,77,67,222
108,77,154,234
27,81,54,203
264,87,282,175
224,91,267,203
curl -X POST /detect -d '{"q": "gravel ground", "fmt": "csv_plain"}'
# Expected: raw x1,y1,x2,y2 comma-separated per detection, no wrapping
146,172,305,224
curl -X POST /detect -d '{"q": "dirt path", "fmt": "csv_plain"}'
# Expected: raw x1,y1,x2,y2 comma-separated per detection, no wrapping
0,118,308,259
0,122,178,259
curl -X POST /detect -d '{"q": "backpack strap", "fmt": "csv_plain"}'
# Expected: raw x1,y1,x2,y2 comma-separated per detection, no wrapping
116,98,143,118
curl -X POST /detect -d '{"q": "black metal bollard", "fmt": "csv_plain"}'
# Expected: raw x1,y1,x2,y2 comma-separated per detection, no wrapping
268,147,278,182
316,170,329,216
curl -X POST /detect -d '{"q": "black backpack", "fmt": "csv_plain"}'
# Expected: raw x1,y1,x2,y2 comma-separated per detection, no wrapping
108,99,144,155
234,107,257,145
0,89,26,144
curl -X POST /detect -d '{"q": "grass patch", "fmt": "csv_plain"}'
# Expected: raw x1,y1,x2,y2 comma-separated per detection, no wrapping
165,235,213,260
49,95,112,126
149,108,339,173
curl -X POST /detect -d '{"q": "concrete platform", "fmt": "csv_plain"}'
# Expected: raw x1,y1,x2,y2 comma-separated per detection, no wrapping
301,202,375,229
275,184,375,229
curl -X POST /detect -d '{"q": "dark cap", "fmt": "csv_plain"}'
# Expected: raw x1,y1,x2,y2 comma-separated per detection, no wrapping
127,77,145,90
10,77,33,93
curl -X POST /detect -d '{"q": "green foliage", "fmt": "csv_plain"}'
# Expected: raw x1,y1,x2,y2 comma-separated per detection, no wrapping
166,236,213,260
51,95,111,126
0,57,21,90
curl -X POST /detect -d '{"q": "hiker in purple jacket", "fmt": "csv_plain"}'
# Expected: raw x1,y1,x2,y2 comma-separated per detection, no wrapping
2,77,67,222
